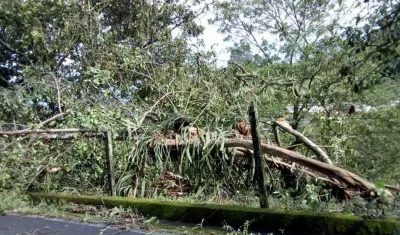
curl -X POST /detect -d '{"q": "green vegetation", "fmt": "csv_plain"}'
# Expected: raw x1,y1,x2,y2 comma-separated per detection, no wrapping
1,0,400,234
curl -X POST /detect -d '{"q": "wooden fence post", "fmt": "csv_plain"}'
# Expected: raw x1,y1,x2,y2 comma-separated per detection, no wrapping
104,130,116,196
248,101,269,208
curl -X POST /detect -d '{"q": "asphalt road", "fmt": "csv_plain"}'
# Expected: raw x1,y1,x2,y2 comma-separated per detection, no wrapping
0,214,176,235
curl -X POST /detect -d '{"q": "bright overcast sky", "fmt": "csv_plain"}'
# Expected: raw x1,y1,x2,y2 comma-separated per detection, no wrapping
195,8,233,67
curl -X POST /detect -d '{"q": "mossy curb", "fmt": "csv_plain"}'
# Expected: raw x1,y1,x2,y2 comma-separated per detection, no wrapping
28,192,400,235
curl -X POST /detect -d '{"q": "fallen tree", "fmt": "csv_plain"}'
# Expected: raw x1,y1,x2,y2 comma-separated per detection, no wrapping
151,135,396,200
1,127,399,200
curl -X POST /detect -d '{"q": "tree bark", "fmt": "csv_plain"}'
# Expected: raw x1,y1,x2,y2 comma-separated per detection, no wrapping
248,102,269,208
273,120,333,165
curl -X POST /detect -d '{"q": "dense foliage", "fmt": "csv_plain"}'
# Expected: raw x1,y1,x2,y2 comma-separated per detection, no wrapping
0,0,399,208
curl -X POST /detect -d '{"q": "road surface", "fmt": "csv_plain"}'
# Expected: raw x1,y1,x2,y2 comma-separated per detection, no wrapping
0,214,176,235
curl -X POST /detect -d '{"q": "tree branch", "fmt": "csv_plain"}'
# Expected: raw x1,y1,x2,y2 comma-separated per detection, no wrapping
34,112,69,129
229,61,294,91
0,128,91,135
272,124,282,147
272,120,333,165
234,147,343,188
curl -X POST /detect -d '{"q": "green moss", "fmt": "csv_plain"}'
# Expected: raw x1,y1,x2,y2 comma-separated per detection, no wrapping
28,192,400,235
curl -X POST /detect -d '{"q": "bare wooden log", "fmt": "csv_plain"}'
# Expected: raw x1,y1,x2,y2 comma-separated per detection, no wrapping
273,120,333,165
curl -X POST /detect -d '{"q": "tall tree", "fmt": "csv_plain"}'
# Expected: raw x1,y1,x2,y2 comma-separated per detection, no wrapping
343,1,400,84
210,0,400,186
0,0,204,125
211,0,352,135
0,0,214,192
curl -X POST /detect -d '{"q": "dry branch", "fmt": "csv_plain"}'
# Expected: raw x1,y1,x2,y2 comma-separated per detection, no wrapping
384,184,400,192
0,128,91,135
44,166,70,173
273,120,333,165
233,147,344,188
0,129,138,141
27,133,104,140
227,139,374,190
35,112,69,128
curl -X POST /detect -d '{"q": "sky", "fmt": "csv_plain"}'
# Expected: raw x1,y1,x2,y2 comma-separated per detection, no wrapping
170,1,234,67
193,5,233,67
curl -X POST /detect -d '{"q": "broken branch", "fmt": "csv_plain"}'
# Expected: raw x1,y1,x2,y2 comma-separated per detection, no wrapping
273,120,333,165
35,112,69,129
153,137,375,192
